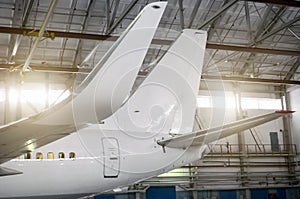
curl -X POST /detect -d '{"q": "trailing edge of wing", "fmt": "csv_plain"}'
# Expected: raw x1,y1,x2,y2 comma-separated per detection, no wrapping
157,110,294,148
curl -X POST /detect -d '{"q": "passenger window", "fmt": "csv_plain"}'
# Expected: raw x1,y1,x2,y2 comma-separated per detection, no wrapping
47,152,54,159
36,152,43,159
24,152,31,159
58,152,65,159
69,152,75,159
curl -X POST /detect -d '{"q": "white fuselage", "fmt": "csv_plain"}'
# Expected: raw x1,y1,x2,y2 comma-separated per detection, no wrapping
0,123,204,198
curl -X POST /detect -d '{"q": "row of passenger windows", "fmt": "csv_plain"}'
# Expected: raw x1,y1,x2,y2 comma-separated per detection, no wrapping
23,152,76,160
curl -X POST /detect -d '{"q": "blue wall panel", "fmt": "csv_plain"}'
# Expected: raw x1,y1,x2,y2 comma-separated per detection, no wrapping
276,188,286,199
176,191,190,199
251,189,268,199
220,190,237,199
94,195,115,199
146,186,176,199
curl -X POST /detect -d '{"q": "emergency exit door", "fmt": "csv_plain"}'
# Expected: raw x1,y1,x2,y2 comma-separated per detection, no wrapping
102,137,120,178
270,132,279,152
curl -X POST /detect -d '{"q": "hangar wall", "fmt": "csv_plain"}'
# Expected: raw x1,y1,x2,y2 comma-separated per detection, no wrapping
290,88,300,155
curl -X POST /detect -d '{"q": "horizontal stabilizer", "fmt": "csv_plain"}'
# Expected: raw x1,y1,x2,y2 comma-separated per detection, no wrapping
157,110,294,148
0,166,22,177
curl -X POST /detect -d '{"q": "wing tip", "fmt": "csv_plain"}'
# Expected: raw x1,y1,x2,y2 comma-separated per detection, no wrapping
275,110,295,114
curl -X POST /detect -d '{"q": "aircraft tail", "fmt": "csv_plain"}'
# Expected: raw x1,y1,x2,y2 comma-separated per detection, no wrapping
36,2,167,126
73,2,167,122
110,30,207,134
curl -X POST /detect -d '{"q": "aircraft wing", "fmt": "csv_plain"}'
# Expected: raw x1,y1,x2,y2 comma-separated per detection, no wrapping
157,110,294,148
0,113,79,164
0,166,22,176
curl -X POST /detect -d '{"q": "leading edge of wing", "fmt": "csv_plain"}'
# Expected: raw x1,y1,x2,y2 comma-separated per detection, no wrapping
0,166,22,177
157,110,294,148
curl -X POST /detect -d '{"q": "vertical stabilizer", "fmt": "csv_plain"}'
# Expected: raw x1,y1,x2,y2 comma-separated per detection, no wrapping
109,30,207,134
36,2,167,125
74,2,167,123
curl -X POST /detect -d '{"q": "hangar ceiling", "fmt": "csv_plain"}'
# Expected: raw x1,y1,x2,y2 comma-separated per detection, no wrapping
0,0,299,85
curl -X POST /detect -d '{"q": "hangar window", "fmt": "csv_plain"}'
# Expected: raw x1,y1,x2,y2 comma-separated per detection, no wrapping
69,152,75,159
241,98,281,110
47,152,54,159
36,152,43,159
24,152,31,159
58,152,65,159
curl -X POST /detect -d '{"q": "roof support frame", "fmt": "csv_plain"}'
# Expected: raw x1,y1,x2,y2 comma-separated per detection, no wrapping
269,8,300,41
257,6,286,42
206,0,230,41
106,0,139,35
8,0,35,63
255,15,300,44
187,0,202,28
253,4,273,42
178,0,185,29
59,0,78,66
2,63,300,85
106,0,111,32
244,1,253,42
240,3,286,75
21,0,57,73
284,59,300,80
198,0,238,30
72,0,96,66
1,27,299,57
108,0,121,29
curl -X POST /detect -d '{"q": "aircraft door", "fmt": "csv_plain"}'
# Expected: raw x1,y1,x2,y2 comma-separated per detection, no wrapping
102,137,120,178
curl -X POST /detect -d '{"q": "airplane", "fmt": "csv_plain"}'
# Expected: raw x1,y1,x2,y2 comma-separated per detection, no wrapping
0,1,294,198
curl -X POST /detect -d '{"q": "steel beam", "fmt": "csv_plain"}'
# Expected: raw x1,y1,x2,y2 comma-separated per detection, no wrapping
106,0,139,35
109,0,120,28
73,0,97,66
206,0,230,41
8,0,35,63
206,43,300,56
187,0,202,28
255,15,300,44
1,64,300,85
244,2,252,41
82,0,96,31
198,0,238,29
0,27,299,56
0,64,90,73
253,4,273,42
22,0,57,73
271,8,300,41
239,4,273,75
250,0,300,7
259,6,286,41
178,0,185,29
284,59,300,80
22,0,35,27
59,0,78,66
106,0,111,31
202,75,300,85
